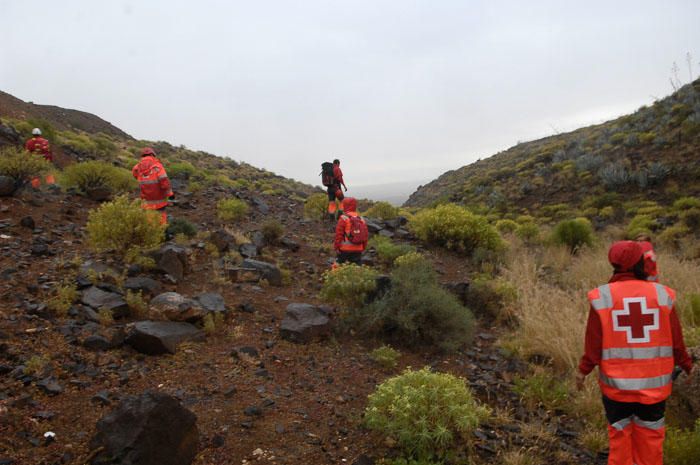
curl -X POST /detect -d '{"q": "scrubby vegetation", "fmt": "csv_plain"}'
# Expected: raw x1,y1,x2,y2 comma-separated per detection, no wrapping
60,160,135,196
352,253,475,352
369,345,401,370
368,235,415,265
666,419,700,465
304,193,328,220
320,264,378,310
410,203,504,256
86,195,166,261
365,201,400,220
551,218,594,253
217,198,249,222
365,367,490,461
261,219,284,245
0,146,51,182
166,217,198,238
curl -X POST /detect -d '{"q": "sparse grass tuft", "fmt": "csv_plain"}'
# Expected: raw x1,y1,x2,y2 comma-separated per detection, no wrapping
370,345,401,370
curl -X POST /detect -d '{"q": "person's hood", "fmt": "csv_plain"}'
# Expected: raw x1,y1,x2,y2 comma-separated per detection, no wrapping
608,241,643,272
342,197,357,213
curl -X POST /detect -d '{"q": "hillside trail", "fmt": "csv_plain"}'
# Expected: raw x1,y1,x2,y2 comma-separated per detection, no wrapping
0,185,604,465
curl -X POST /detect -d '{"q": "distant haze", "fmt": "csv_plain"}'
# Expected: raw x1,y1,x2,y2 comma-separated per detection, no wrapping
1,1,699,195
352,180,430,206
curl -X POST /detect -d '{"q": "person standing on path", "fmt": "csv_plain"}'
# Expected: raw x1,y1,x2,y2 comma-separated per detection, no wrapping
322,159,348,221
333,197,368,266
576,240,693,465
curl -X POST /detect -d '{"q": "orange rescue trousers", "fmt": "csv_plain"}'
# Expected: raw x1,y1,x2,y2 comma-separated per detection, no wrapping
603,396,665,465
30,174,56,189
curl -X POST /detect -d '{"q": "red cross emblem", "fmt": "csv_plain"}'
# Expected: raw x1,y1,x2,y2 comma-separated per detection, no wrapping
612,297,659,343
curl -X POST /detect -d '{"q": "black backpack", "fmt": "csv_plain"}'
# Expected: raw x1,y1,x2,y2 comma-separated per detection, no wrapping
321,162,334,186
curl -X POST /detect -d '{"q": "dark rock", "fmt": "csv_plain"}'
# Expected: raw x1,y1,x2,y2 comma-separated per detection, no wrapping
209,229,234,253
30,243,50,256
364,220,383,234
0,176,16,197
81,287,129,318
125,321,204,355
20,216,35,229
251,197,270,214
83,335,113,351
36,378,63,396
250,231,265,249
378,229,394,238
280,237,300,252
238,243,258,258
79,260,116,279
91,391,112,406
211,434,225,448
244,405,262,416
444,281,470,305
150,292,202,322
279,303,331,343
193,292,226,314
152,244,189,282
237,302,255,313
123,277,162,298
89,391,198,465
240,259,282,286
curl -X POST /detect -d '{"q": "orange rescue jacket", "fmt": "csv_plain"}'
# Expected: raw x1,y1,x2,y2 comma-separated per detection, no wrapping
132,156,173,210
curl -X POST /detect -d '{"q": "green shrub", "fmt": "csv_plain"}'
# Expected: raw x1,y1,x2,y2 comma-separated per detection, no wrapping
60,161,135,196
370,345,401,370
86,195,165,260
513,368,570,410
166,217,197,238
46,282,78,317
320,264,378,310
673,197,700,211
515,222,540,243
411,204,504,255
465,277,516,322
626,214,656,239
0,146,51,182
356,253,474,351
166,161,197,179
680,208,700,229
217,198,249,222
551,218,594,253
261,219,284,245
368,235,415,265
365,201,400,220
658,224,690,249
665,419,700,465
495,219,519,234
304,193,328,221
365,367,490,461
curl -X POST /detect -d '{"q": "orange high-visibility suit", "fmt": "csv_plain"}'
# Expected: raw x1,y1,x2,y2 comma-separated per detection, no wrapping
132,148,173,225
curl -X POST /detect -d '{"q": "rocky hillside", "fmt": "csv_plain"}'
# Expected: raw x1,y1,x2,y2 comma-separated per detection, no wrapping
406,79,700,220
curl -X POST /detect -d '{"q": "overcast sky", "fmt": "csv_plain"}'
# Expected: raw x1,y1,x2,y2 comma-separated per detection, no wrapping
1,1,699,192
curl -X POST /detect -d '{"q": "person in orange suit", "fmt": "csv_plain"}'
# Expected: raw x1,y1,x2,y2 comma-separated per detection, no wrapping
132,147,173,225
333,197,368,266
24,128,55,188
636,234,659,282
577,241,693,465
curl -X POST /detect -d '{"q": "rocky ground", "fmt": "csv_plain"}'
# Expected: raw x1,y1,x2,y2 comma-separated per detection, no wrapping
0,183,608,465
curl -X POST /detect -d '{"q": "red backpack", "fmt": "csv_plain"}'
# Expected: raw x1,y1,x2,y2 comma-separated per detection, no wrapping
321,162,335,186
345,215,368,245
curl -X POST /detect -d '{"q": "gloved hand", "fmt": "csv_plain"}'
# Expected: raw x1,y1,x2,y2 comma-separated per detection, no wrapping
344,186,348,192
168,193,175,200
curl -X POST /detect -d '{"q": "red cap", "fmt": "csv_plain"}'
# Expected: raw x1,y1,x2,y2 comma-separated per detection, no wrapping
141,147,156,156
342,197,357,213
608,241,644,271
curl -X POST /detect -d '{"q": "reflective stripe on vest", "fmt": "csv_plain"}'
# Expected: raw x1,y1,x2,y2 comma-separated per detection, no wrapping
601,346,673,360
139,179,161,185
654,283,673,307
591,284,613,311
599,373,672,391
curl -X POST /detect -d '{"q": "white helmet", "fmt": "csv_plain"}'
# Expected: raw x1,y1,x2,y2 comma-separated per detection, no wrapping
32,128,41,136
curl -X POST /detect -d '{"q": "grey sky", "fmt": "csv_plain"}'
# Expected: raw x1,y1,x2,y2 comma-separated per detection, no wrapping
1,0,699,193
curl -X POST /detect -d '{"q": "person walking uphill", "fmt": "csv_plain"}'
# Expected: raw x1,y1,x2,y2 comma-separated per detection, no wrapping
576,240,693,465
24,128,55,188
132,147,173,225
333,197,368,265
321,159,347,221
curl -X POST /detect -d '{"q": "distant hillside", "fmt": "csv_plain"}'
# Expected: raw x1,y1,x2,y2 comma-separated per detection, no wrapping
0,90,317,197
405,79,700,221
0,90,131,139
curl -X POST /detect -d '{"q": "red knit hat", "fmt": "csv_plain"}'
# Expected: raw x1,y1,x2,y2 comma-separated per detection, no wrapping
141,147,156,156
608,241,644,271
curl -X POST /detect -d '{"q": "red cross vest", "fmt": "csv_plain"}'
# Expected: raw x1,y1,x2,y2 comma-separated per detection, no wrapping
588,280,675,404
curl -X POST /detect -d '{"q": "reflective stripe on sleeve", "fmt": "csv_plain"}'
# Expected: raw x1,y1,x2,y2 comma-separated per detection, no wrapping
139,179,161,185
601,346,673,360
654,283,673,307
591,284,613,310
144,198,168,205
632,416,665,430
599,373,672,390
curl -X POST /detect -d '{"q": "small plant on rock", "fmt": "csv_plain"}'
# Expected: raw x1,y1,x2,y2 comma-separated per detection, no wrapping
125,290,149,318
365,367,491,461
202,312,225,335
46,282,78,317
